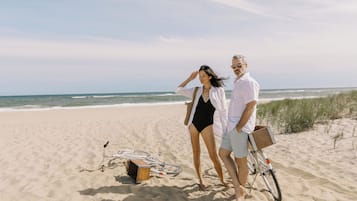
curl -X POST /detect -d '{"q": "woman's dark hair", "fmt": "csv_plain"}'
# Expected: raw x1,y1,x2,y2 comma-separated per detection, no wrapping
199,65,226,87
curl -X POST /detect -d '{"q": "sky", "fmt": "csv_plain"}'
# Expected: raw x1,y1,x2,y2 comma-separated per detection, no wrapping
1,0,357,95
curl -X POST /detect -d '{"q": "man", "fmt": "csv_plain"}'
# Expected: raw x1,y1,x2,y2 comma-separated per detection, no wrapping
219,54,260,201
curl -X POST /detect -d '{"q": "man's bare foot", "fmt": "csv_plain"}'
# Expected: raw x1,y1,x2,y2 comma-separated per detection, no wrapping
239,185,246,199
234,186,241,201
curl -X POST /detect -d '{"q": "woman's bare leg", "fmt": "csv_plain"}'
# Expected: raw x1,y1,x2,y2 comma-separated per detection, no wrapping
189,124,205,190
201,125,227,186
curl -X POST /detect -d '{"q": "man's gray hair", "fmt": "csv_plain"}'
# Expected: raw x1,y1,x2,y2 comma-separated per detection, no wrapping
232,54,247,65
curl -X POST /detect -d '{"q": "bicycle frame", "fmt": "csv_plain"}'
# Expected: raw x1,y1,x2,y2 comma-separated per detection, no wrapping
247,134,282,201
100,141,182,176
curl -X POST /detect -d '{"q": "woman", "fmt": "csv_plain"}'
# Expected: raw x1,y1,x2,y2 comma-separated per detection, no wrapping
176,65,228,190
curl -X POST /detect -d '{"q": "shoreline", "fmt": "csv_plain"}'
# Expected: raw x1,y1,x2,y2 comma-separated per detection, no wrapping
1,87,356,112
0,96,341,112
0,101,186,112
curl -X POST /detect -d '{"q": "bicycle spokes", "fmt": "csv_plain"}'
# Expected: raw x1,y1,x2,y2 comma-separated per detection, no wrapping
247,150,282,201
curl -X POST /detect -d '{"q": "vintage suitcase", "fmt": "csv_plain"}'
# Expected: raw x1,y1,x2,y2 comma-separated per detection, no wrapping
249,125,276,150
127,159,151,183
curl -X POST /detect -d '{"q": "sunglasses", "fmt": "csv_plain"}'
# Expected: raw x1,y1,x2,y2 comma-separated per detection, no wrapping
231,64,243,69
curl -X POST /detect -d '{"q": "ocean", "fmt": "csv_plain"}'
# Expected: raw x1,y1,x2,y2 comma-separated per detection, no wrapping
0,87,356,111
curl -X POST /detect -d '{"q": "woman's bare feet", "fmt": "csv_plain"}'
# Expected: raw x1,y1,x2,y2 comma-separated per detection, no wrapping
220,179,228,187
198,183,207,191
197,177,207,190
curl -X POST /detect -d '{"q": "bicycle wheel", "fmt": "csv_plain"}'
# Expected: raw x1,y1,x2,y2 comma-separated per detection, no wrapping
113,149,150,160
256,151,282,201
155,163,182,176
144,156,182,176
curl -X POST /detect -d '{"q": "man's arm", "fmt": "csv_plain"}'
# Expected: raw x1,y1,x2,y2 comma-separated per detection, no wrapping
235,100,257,132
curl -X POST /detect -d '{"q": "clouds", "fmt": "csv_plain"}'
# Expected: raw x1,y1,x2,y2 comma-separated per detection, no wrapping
210,0,273,18
211,0,357,18
0,0,357,95
0,36,217,61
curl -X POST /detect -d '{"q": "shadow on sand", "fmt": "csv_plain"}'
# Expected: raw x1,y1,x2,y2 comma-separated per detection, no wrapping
79,175,232,201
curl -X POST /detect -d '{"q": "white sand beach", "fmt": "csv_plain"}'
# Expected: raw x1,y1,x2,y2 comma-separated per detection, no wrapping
1,104,357,201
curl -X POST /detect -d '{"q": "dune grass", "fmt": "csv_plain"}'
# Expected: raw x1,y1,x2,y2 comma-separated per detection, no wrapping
257,90,357,134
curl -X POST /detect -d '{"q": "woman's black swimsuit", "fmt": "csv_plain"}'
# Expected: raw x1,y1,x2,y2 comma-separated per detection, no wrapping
192,96,216,132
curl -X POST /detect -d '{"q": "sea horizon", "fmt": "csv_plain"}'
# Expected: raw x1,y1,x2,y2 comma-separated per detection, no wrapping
1,86,357,111
2,86,357,97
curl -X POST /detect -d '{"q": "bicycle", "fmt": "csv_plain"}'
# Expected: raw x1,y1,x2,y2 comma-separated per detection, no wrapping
96,141,182,176
246,133,282,201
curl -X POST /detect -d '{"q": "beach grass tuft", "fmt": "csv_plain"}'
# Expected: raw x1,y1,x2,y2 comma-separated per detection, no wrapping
332,131,344,149
257,90,357,134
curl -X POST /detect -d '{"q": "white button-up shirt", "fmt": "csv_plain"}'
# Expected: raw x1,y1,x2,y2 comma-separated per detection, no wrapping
227,72,260,133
